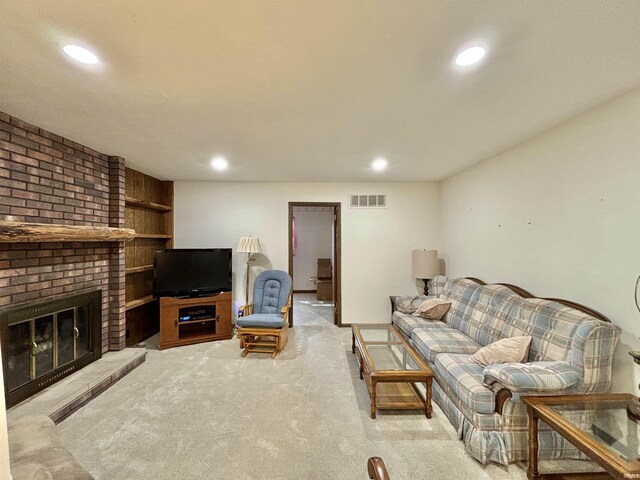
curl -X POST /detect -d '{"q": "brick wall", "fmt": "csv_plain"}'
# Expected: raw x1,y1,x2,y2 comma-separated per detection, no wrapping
0,111,126,352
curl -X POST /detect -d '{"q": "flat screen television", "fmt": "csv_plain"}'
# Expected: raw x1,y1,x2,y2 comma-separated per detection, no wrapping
154,248,232,298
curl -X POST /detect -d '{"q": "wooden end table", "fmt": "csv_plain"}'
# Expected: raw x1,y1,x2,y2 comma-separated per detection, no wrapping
523,393,640,480
351,324,433,419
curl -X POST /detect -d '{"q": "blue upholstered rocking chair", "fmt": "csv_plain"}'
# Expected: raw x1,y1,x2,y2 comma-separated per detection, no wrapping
236,270,292,358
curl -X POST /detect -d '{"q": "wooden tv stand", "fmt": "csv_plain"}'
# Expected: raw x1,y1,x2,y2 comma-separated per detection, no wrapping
159,292,232,350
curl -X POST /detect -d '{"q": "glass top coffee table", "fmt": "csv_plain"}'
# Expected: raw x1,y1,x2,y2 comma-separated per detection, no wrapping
523,393,640,479
351,324,433,419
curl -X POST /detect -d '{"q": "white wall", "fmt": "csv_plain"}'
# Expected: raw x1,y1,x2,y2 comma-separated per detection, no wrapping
292,209,333,291
440,87,640,392
175,182,440,324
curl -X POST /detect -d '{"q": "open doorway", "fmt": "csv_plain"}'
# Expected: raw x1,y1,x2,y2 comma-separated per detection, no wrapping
288,202,341,327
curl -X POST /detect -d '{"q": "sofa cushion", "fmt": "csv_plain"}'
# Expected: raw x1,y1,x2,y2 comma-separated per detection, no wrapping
392,312,449,338
411,327,480,364
470,336,532,366
236,313,285,328
458,285,523,347
434,353,495,414
439,278,483,330
483,361,580,393
428,275,447,297
499,298,593,363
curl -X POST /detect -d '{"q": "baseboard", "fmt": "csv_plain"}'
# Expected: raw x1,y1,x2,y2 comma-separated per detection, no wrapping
293,289,317,293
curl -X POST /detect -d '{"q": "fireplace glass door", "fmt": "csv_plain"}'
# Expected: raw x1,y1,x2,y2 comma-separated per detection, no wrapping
8,307,91,393
1,290,101,408
33,314,54,378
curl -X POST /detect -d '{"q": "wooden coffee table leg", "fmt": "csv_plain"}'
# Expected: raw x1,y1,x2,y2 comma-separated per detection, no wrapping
369,378,377,419
425,377,433,419
527,405,540,480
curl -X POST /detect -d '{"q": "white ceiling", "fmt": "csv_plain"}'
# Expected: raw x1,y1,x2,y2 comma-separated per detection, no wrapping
1,0,639,182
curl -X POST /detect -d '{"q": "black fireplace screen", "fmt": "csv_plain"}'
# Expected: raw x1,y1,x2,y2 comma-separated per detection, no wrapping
1,290,102,408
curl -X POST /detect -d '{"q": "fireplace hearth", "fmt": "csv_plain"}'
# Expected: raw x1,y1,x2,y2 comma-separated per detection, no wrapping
1,291,102,408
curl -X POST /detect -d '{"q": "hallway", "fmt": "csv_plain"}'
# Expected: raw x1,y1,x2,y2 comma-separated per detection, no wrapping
292,293,334,326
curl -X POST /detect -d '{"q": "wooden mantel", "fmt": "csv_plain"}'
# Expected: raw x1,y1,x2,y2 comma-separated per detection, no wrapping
0,221,135,243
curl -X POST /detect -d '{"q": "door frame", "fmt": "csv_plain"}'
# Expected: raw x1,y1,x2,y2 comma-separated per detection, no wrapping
288,202,342,327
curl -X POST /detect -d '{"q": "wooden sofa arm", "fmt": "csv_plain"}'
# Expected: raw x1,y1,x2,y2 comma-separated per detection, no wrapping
239,304,254,317
9,415,94,480
494,388,513,414
389,296,398,316
368,457,390,480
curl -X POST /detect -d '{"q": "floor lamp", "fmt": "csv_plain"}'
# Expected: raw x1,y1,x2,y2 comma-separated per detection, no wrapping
236,236,262,305
412,249,439,296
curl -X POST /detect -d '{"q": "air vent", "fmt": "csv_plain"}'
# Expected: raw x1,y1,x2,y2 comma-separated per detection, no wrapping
349,194,387,209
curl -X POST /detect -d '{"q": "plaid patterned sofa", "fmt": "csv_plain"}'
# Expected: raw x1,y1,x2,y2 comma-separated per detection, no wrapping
392,276,620,465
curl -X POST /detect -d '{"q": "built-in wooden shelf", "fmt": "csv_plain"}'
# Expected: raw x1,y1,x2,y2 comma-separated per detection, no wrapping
132,233,173,239
0,221,135,243
125,196,172,212
125,167,173,346
125,295,156,311
125,264,154,275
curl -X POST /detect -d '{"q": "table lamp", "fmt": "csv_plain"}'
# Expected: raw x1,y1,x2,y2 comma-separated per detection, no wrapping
412,249,439,295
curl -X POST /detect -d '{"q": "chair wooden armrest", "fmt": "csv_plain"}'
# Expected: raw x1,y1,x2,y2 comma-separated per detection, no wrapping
239,304,254,317
280,292,292,323
367,457,390,480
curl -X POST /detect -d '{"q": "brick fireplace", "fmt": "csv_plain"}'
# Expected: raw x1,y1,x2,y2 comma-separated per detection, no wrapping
0,111,129,404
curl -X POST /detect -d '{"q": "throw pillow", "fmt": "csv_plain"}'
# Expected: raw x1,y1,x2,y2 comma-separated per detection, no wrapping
470,336,532,366
413,298,452,320
394,295,429,314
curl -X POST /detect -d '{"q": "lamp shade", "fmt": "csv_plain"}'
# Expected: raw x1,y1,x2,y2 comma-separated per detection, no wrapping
236,236,262,254
412,249,439,278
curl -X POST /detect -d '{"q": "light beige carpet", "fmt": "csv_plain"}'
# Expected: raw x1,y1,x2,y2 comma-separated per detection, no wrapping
57,295,531,479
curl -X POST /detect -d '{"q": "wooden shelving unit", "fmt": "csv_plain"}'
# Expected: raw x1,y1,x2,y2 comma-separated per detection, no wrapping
125,196,172,211
125,264,154,275
125,167,174,346
125,295,156,311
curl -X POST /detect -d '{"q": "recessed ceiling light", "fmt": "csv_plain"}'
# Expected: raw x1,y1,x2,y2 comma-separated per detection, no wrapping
63,44,99,64
455,46,486,67
210,156,228,171
371,158,388,172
